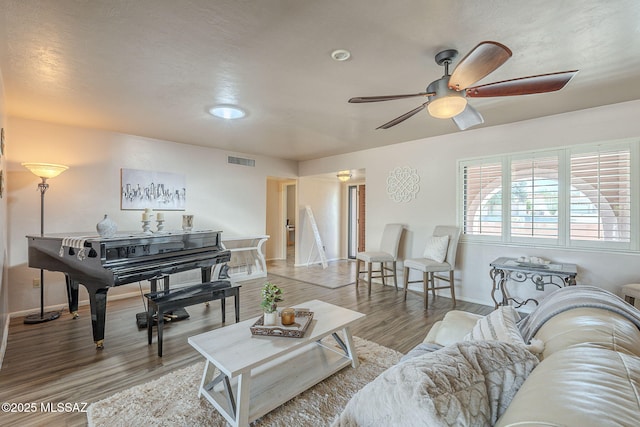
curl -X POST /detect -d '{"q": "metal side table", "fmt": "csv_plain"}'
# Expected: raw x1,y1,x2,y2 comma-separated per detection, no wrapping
489,257,577,308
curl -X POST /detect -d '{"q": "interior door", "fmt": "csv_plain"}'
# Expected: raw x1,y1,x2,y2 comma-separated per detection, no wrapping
358,184,366,252
348,184,366,258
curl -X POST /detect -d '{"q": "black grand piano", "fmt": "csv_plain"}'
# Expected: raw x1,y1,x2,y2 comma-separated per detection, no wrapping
26,230,231,348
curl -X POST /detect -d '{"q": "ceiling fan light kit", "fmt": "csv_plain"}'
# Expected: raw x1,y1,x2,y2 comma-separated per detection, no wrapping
349,41,578,131
426,78,467,119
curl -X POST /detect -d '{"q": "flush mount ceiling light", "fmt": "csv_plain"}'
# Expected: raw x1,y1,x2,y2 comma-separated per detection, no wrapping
209,105,246,120
337,170,352,182
331,49,351,61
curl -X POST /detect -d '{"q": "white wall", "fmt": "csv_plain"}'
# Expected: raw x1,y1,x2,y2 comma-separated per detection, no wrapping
299,100,640,308
7,117,297,313
0,69,8,366
296,176,341,266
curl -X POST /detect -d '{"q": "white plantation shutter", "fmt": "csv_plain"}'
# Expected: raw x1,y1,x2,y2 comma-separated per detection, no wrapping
510,155,559,239
459,139,638,251
570,147,631,245
461,160,502,237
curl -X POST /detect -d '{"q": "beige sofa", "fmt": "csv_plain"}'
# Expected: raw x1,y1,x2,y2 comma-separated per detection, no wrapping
334,286,640,426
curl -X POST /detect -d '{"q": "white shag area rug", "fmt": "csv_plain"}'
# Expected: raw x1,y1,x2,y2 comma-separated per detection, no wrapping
87,336,402,426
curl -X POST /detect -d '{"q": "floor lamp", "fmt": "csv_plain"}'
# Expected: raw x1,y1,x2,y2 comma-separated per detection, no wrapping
22,162,69,324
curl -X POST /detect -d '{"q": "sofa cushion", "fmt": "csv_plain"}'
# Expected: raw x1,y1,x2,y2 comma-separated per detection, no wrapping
332,341,539,427
496,346,640,427
424,310,484,347
533,307,640,359
423,234,450,263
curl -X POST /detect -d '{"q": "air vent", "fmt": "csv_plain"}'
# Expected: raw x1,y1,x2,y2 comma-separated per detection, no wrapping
227,156,255,167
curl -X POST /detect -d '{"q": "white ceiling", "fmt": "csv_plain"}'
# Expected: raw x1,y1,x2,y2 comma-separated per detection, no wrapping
2,1,640,162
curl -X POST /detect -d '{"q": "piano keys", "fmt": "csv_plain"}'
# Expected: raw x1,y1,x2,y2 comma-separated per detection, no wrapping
26,230,231,349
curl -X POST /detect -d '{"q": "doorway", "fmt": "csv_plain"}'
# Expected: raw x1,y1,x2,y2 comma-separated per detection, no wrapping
285,183,296,261
347,184,365,259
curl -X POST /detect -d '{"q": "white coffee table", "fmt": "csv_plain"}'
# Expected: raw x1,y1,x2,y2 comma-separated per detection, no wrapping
188,299,365,427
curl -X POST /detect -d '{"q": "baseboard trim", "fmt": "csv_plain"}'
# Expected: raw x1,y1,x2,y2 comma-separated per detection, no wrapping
9,290,146,319
0,313,10,371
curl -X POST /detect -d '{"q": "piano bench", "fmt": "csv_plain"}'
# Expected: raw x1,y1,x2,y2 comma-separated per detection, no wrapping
145,280,241,357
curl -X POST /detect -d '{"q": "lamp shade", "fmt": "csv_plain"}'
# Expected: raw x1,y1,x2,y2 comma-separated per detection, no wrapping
427,95,467,119
22,163,68,179
426,77,468,119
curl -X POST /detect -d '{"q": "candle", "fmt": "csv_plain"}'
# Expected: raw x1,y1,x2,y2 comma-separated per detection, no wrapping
281,308,295,325
156,212,164,221
142,212,149,221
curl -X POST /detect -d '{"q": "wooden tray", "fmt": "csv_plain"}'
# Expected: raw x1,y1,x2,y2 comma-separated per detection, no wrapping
250,310,314,338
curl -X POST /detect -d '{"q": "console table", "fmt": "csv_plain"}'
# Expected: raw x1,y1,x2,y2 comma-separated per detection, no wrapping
221,235,269,281
489,257,577,308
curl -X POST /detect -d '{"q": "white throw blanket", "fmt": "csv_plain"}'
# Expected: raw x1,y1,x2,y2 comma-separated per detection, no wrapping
518,285,640,343
332,341,539,427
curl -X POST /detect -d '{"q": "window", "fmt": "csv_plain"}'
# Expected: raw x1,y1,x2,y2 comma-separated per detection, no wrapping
511,155,559,240
461,159,502,237
570,147,631,246
459,140,637,251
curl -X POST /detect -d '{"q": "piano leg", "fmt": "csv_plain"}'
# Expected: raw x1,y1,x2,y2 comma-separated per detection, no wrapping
89,288,109,349
65,275,80,319
201,266,212,283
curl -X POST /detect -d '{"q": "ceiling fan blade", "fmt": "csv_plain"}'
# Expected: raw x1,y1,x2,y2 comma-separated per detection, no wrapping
449,41,512,91
376,104,427,129
466,70,579,97
452,104,484,130
349,93,433,103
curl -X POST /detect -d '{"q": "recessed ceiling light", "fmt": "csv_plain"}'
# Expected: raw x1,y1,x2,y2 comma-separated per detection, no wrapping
331,49,351,61
209,105,246,119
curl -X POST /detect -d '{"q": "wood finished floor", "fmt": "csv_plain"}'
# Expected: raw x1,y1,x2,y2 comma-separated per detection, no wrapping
0,259,492,427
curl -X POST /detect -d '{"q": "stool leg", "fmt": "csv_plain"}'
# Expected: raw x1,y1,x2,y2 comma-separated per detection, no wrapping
449,270,456,307
157,309,164,357
403,267,409,300
147,304,154,345
392,261,398,290
367,262,372,295
423,272,428,308
234,289,240,322
221,297,226,323
355,260,361,289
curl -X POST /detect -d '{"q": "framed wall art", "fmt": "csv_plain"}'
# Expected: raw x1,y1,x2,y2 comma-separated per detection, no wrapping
121,168,186,210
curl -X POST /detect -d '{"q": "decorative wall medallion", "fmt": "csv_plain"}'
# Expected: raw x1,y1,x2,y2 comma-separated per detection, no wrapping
386,166,420,203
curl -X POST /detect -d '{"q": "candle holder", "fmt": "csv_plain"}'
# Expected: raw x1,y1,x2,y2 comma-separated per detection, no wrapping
156,219,165,233
281,308,296,325
182,214,194,231
142,220,152,234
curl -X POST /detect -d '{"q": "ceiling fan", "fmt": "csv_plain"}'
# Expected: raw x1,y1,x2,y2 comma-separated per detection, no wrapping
349,41,578,131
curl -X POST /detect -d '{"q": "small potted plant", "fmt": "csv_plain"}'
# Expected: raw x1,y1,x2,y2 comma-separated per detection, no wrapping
260,282,283,326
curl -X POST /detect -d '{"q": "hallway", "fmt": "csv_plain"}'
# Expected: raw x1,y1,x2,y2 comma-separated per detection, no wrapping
266,246,356,289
